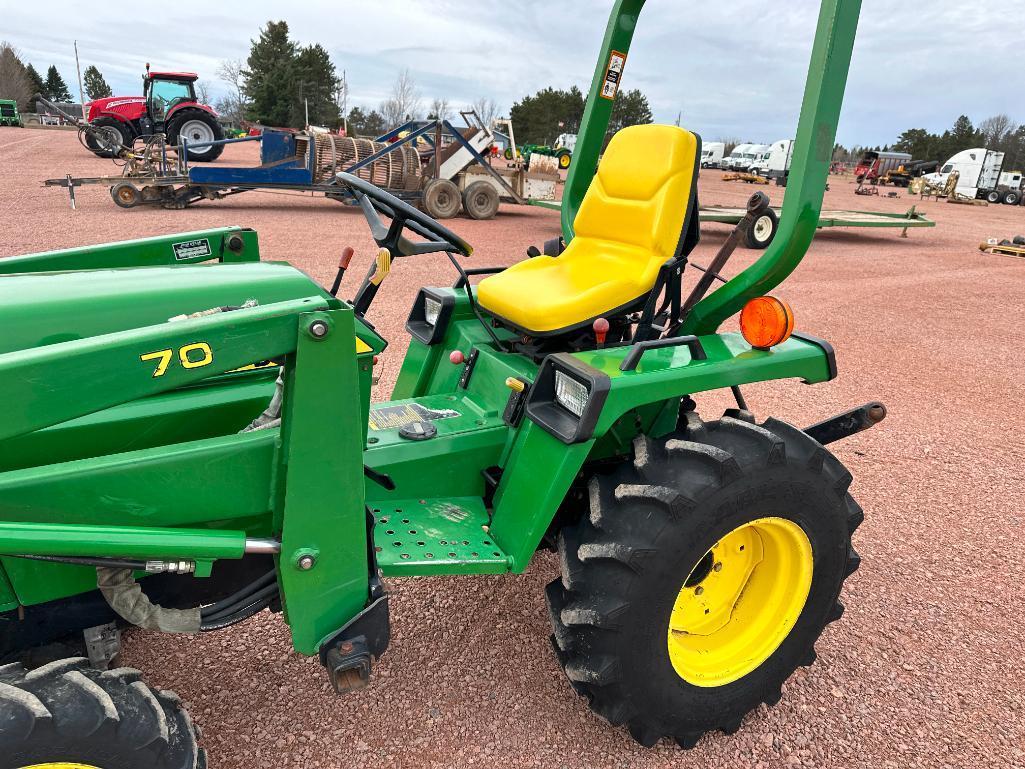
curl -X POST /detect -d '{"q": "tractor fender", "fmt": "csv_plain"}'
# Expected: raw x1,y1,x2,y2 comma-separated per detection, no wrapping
167,102,219,122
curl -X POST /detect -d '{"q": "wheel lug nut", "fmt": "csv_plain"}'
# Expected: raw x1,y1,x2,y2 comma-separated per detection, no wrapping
694,586,704,595
713,562,723,572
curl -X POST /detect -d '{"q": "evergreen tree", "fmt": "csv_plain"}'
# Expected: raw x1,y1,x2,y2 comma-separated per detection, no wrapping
82,65,112,100
894,128,935,161
43,65,71,101
608,88,653,136
289,43,340,127
363,110,386,137
509,86,586,145
344,105,367,135
243,21,297,126
24,62,44,107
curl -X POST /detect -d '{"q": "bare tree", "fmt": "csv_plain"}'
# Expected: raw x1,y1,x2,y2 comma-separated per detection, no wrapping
717,136,741,156
978,114,1013,148
0,42,32,111
381,68,421,128
216,58,247,123
429,97,451,121
469,96,498,128
195,80,212,105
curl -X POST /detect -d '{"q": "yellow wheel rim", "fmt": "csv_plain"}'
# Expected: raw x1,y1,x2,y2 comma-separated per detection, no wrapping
559,154,571,168
667,516,813,687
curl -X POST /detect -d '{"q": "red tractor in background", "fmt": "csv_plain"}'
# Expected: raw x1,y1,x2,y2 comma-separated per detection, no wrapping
84,65,224,162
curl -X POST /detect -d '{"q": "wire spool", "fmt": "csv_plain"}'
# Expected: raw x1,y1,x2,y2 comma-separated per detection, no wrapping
311,134,422,190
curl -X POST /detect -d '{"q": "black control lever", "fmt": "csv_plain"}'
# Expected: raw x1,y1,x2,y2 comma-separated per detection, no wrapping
682,191,770,315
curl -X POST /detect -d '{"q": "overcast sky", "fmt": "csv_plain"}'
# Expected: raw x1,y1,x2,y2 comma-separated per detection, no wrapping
4,1,1022,147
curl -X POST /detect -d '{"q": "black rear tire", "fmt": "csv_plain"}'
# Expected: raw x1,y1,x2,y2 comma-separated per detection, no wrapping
0,657,205,768
985,190,1002,204
461,180,500,220
546,411,862,748
166,109,224,162
421,178,461,219
1003,191,1020,206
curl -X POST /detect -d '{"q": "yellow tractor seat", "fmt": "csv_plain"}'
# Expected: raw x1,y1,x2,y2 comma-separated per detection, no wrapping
477,124,701,335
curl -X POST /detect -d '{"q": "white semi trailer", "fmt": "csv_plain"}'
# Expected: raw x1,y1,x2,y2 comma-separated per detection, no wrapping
923,148,1023,204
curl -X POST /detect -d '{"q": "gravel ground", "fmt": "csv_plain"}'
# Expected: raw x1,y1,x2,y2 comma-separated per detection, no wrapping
2,127,1024,768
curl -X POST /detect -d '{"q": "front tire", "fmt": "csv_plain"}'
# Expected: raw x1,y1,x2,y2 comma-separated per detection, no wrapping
0,657,205,768
546,412,862,748
86,118,132,158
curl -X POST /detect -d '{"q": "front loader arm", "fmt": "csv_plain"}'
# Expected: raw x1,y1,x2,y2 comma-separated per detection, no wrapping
0,296,374,656
0,296,329,441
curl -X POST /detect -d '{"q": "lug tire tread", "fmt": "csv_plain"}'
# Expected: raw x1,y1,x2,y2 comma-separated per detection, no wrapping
0,656,204,768
545,411,861,747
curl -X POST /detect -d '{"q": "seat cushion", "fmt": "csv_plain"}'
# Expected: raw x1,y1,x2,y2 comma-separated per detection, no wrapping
475,237,661,334
477,124,699,335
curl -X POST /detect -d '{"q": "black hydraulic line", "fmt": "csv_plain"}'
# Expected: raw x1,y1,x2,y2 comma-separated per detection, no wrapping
446,251,509,352
13,554,148,570
731,385,749,411
200,596,274,632
201,582,279,623
199,570,276,620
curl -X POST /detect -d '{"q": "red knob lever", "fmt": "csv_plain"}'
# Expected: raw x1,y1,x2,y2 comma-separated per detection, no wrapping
593,317,610,347
449,350,465,365
338,246,355,270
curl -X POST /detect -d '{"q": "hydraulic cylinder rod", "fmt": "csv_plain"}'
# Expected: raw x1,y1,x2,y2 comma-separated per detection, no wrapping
0,521,250,561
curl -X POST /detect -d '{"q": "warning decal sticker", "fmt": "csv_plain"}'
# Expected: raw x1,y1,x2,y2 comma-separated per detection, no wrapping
172,238,213,261
599,50,627,100
368,402,460,431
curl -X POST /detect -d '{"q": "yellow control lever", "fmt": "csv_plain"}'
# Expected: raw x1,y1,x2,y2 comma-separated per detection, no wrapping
369,247,392,286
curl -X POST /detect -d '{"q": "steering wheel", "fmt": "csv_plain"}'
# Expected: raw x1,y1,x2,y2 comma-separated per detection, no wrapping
335,172,473,258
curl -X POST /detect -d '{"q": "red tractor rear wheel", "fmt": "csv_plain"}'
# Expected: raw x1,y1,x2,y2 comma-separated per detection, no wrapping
167,109,224,162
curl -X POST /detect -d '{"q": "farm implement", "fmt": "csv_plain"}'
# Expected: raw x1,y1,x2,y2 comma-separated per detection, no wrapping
44,112,558,218
2,0,887,764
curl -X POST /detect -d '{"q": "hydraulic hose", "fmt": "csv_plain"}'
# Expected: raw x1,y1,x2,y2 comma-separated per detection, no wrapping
96,567,201,634
199,570,276,620
200,595,274,632
200,581,279,623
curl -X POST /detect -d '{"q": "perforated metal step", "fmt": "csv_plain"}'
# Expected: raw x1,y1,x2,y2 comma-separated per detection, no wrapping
370,497,510,576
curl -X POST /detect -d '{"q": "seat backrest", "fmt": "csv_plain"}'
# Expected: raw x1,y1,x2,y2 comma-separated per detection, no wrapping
573,124,700,261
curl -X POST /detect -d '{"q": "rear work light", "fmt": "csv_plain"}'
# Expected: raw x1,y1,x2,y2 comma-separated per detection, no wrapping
740,296,795,350
554,370,590,418
423,296,442,326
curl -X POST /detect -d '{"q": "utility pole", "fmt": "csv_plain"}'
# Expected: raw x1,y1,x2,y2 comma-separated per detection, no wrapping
74,41,85,116
340,70,348,135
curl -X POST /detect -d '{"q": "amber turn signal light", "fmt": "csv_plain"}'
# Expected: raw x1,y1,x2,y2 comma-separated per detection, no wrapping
740,296,794,350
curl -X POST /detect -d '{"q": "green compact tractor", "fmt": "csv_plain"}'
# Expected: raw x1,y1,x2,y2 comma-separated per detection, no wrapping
0,100,22,128
509,138,574,169
0,1,881,765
